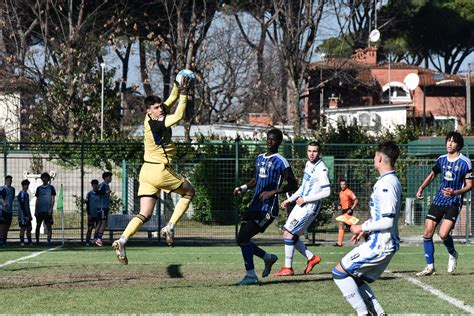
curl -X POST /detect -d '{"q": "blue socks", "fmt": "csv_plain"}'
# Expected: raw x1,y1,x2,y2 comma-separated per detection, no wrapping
423,238,435,265
240,243,255,271
442,235,456,256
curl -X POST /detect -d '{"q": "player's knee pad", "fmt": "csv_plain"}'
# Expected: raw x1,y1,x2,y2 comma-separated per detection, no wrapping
136,214,150,224
331,267,348,280
283,234,299,245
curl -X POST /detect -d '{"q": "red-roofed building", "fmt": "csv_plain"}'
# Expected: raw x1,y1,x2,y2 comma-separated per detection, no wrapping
306,47,472,133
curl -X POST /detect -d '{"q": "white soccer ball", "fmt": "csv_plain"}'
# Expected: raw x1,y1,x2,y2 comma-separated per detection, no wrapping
175,69,195,88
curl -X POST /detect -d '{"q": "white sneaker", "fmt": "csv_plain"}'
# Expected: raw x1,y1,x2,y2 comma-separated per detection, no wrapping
112,240,128,265
447,252,458,273
416,266,435,276
160,225,175,246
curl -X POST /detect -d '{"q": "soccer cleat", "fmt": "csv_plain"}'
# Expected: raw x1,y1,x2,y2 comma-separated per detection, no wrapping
262,254,278,277
274,267,295,277
112,240,128,265
416,266,435,276
304,255,321,274
447,252,458,273
160,225,175,246
333,243,343,247
235,275,259,286
95,239,103,247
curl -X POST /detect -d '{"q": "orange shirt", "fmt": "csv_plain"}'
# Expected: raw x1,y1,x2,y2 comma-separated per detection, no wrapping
339,188,356,210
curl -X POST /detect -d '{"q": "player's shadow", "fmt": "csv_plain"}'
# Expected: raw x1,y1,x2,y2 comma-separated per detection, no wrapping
166,264,183,278
251,273,334,286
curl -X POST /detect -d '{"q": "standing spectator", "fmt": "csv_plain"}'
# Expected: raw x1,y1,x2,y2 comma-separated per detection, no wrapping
0,175,15,246
85,179,100,246
35,172,56,246
335,180,359,247
416,132,472,276
18,179,32,246
95,172,112,246
332,141,401,315
275,141,330,276
233,128,298,285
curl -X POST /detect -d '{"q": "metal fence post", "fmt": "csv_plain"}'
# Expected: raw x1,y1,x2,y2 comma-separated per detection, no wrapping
234,137,241,242
3,141,7,178
122,159,127,214
80,142,85,243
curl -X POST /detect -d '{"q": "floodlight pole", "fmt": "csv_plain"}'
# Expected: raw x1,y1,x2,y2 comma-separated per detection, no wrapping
100,62,105,141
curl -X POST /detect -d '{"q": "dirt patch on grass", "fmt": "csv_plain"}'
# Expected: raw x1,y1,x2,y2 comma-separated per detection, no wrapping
0,266,240,290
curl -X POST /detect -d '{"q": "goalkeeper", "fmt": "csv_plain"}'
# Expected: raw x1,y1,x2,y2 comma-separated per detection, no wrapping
112,70,195,264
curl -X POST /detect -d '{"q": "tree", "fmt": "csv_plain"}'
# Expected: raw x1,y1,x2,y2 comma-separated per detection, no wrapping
321,0,474,74
267,0,327,137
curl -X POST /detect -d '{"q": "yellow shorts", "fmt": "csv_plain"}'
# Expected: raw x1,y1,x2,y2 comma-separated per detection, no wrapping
137,162,184,197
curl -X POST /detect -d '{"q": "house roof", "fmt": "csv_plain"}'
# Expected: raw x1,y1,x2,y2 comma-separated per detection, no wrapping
308,59,470,87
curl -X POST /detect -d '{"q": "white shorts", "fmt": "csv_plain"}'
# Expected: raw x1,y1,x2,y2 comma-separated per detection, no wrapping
340,242,395,283
283,204,319,236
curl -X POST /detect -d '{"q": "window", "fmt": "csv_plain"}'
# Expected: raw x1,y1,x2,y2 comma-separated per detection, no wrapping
382,82,412,103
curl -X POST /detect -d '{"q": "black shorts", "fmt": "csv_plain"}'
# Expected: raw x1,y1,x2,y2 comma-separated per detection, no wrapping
97,208,109,221
241,211,275,233
19,218,32,228
36,213,53,225
87,216,99,227
426,204,460,223
0,212,13,226
341,208,353,216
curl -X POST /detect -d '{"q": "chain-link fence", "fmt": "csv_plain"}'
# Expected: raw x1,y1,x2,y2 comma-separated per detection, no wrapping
0,140,472,245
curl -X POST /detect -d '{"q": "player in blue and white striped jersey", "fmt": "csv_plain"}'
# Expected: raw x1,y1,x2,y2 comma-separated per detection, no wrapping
233,128,298,285
416,132,473,276
275,141,330,276
333,141,401,316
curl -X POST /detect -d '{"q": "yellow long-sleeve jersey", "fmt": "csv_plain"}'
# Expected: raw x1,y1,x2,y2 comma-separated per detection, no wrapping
143,85,188,164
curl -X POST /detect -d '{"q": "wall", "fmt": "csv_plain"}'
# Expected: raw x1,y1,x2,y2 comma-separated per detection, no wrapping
0,93,21,141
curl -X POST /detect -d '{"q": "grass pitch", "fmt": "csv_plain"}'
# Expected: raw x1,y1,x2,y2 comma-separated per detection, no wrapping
1,242,474,314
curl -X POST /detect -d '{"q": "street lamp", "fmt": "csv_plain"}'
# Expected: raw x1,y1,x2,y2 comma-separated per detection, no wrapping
100,62,105,141
422,79,455,131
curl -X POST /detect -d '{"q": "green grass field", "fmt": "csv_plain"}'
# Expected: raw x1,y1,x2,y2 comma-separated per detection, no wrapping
1,242,474,314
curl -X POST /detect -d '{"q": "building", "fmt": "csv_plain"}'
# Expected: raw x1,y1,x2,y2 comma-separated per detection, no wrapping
307,47,472,133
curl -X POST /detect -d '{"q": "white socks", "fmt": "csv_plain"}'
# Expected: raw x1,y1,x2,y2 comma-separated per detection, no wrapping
334,276,368,315
284,244,295,267
295,239,313,259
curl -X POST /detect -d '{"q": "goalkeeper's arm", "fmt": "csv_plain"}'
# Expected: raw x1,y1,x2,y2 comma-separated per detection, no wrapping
164,93,188,128
163,84,180,112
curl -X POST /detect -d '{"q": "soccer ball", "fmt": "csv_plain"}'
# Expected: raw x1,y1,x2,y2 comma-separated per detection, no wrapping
175,69,195,89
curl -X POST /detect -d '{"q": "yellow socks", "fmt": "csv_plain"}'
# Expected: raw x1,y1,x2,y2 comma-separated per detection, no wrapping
169,196,192,225
121,214,148,239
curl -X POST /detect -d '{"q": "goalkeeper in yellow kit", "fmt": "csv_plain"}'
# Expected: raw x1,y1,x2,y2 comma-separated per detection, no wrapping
112,70,195,264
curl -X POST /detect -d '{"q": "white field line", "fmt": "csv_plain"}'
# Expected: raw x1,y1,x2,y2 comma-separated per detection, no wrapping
388,270,474,314
0,246,62,268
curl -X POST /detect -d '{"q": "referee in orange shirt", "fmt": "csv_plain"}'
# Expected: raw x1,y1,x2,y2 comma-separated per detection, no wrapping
335,180,358,247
